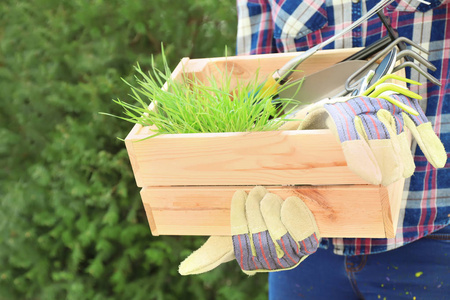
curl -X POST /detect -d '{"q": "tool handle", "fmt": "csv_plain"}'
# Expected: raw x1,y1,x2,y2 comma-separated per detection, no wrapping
341,36,391,62
377,11,413,62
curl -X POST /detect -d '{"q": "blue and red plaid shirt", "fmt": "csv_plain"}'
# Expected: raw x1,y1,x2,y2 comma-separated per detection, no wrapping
236,0,450,255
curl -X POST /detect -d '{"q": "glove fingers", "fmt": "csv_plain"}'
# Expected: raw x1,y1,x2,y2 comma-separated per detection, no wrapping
403,116,447,168
261,194,312,269
243,187,279,271
260,193,286,240
179,236,234,275
372,110,405,185
245,186,269,234
367,139,403,185
281,196,320,256
235,190,286,272
398,131,416,177
260,193,287,259
341,140,382,185
347,115,387,185
233,186,280,272
230,190,249,236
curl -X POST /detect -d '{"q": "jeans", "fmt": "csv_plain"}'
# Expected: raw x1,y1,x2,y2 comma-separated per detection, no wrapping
269,225,450,299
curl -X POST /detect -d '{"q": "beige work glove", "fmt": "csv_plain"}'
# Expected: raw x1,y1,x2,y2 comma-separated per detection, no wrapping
297,94,447,186
178,186,320,275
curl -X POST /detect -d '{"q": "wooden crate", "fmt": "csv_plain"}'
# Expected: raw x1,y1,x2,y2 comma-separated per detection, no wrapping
125,48,406,239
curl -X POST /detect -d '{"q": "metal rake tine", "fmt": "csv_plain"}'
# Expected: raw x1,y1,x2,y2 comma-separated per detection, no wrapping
345,37,429,92
393,61,441,86
396,49,437,71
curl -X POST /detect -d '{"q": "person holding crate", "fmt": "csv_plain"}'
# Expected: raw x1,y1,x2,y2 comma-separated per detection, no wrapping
179,0,449,298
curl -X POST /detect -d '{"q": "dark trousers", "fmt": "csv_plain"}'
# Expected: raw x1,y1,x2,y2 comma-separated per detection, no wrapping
269,225,450,299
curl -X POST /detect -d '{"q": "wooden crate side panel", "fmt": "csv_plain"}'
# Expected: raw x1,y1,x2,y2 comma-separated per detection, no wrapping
142,202,159,236
182,48,362,86
128,129,368,187
141,185,387,238
124,136,143,187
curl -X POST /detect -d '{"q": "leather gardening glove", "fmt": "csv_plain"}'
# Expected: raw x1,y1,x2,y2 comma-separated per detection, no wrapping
299,94,447,186
178,186,321,275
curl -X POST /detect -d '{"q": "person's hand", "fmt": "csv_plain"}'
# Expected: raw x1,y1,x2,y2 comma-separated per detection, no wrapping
178,186,320,275
298,94,447,186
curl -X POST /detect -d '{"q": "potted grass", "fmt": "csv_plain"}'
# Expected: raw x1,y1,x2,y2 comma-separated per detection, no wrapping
103,51,303,139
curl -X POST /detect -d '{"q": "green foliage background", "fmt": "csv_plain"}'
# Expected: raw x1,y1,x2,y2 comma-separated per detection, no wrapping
0,1,268,299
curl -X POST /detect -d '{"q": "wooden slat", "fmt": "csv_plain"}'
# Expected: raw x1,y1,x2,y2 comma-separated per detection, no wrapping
141,185,395,238
128,129,368,187
182,48,362,85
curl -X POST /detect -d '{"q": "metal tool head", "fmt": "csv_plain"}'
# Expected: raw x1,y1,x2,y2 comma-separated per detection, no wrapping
278,60,369,116
366,47,398,89
396,49,437,71
345,37,429,93
393,61,441,86
351,70,375,96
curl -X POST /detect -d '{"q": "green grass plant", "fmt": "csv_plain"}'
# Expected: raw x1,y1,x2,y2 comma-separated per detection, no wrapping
104,51,303,138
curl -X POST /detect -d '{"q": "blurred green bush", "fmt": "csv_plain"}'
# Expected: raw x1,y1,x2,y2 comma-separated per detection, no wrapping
0,0,268,299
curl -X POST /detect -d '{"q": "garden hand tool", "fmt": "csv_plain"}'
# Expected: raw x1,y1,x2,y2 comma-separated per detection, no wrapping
278,60,370,115
345,37,430,93
354,70,375,97
365,48,398,91
298,94,447,186
178,186,320,275
257,0,396,96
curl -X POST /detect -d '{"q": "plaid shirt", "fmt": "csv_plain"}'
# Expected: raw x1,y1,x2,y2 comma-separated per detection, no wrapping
236,0,450,255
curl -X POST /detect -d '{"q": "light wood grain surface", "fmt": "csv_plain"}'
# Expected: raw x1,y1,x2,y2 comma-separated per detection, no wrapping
141,184,401,238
